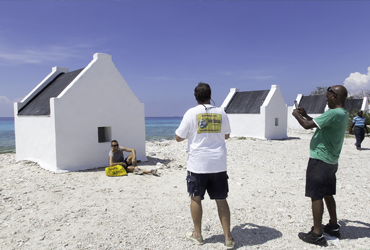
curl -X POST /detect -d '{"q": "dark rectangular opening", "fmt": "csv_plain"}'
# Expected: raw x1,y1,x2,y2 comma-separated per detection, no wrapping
98,127,111,143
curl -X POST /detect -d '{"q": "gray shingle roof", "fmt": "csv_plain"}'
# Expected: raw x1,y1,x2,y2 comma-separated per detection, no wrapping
345,99,363,113
18,68,84,115
225,90,270,114
298,96,364,114
298,95,327,114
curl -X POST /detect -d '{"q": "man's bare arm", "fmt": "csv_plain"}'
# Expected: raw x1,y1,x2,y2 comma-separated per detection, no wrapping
292,109,317,130
176,134,185,142
121,147,136,156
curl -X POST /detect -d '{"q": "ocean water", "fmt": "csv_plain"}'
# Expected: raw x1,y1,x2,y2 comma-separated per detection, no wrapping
0,117,15,154
145,117,182,141
0,117,182,154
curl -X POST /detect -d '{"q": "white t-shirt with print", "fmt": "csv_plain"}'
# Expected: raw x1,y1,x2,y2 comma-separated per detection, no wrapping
175,104,231,173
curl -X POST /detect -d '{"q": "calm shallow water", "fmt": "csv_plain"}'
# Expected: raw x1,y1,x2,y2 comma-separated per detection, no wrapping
145,117,182,141
0,117,182,154
0,117,15,154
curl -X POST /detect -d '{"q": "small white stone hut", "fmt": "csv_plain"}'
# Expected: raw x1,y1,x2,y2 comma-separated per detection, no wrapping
221,85,287,140
14,53,147,172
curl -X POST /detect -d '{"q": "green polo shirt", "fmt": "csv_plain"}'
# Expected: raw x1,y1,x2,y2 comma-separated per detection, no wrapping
310,108,349,164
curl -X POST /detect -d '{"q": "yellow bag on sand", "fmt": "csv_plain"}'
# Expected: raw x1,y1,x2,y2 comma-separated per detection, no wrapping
105,165,127,177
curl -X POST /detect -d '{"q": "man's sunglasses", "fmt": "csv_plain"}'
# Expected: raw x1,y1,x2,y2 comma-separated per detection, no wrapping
327,87,337,96
111,144,119,147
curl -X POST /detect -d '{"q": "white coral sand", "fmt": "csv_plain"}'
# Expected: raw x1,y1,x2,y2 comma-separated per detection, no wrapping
0,129,369,249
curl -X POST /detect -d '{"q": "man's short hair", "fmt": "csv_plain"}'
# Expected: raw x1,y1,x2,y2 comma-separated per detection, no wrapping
111,140,118,145
194,82,211,104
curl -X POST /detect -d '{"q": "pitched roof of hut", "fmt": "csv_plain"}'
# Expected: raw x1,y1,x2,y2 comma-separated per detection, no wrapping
298,95,327,114
225,90,269,114
18,68,84,115
345,99,363,113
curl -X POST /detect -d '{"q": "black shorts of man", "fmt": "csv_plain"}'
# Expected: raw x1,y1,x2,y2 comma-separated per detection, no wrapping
175,83,235,249
292,85,349,246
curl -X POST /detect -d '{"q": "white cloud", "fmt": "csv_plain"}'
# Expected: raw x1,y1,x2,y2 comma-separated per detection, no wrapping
343,66,370,91
0,96,11,104
0,96,14,117
0,43,95,65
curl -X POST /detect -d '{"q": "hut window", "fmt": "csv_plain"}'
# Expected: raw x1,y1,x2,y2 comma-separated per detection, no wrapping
98,127,111,143
275,118,279,126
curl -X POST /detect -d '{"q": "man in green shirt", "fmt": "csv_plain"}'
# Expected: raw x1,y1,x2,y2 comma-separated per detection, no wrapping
292,85,348,246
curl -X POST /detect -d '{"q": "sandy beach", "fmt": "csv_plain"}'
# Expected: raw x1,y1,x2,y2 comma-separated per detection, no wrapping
1,129,369,250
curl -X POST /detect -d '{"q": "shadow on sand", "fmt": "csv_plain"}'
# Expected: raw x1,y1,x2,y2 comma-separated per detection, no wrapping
141,156,173,166
276,137,301,141
358,147,369,151
204,223,282,249
339,219,370,239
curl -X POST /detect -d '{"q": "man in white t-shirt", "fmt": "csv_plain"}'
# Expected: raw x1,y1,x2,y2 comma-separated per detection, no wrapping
175,83,235,249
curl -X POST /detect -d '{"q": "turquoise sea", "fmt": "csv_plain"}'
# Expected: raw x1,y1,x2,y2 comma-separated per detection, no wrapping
0,117,182,154
0,117,15,154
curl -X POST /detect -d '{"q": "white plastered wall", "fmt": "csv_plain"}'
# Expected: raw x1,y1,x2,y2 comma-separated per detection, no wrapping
14,53,147,172
228,113,265,139
361,97,369,112
262,85,288,139
14,102,58,171
223,85,287,140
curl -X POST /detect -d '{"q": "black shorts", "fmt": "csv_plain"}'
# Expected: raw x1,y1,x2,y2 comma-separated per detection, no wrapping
186,171,229,200
122,158,129,170
305,158,338,199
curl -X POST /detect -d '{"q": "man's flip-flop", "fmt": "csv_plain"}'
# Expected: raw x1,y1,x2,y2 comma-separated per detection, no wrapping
185,231,204,245
225,238,235,249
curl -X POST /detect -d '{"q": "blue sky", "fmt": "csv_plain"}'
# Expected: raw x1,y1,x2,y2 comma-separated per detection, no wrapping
1,1,370,117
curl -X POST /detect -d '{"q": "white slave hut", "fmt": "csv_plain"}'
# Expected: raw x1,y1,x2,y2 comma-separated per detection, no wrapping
288,94,369,130
288,95,328,130
14,53,147,172
345,97,369,113
221,85,287,140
